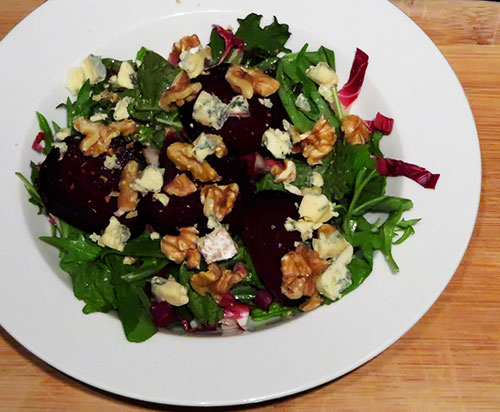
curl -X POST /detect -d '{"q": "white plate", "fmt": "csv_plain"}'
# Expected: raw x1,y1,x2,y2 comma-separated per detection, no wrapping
0,0,480,407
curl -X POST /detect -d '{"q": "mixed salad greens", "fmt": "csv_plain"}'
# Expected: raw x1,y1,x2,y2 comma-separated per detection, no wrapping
18,14,439,342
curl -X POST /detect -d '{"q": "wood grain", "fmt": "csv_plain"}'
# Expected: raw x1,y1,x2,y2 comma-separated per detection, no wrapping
1,0,499,411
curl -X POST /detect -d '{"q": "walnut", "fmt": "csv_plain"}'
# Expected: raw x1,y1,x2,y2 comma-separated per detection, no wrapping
281,244,329,300
200,183,239,229
93,89,120,104
299,293,323,312
116,160,140,217
172,34,201,55
167,142,221,182
74,116,137,157
161,226,201,269
271,159,296,183
159,71,202,112
341,114,370,145
225,65,280,99
296,116,337,165
164,173,198,197
190,263,247,303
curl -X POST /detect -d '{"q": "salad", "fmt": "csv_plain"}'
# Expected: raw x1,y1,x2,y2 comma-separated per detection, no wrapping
18,14,439,342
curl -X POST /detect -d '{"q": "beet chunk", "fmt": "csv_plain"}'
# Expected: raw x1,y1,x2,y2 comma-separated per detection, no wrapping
241,191,302,305
38,136,145,234
178,65,288,155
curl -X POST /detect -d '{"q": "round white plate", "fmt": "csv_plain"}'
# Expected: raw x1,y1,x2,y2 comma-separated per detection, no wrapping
0,0,480,407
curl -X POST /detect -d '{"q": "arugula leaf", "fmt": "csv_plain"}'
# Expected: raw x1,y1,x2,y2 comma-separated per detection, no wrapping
58,80,95,128
236,14,291,64
122,231,164,258
36,112,54,154
178,265,223,326
136,46,151,62
16,163,44,215
107,255,157,342
137,51,180,106
119,258,169,283
40,233,102,263
251,302,299,322
230,284,258,304
208,27,225,64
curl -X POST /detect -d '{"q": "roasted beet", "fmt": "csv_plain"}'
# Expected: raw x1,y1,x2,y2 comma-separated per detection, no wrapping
38,136,145,234
178,65,288,155
241,191,302,305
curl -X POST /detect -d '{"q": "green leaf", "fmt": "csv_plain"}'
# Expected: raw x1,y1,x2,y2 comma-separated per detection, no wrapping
119,258,169,283
236,14,291,64
107,255,157,342
208,28,225,64
122,231,164,258
178,265,224,326
36,112,54,154
16,168,44,215
136,46,151,62
137,51,180,106
230,284,258,304
40,233,102,263
250,302,299,322
61,80,95,128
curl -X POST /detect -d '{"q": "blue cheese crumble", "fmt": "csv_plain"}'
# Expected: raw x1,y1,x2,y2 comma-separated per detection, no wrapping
262,128,292,159
193,91,229,130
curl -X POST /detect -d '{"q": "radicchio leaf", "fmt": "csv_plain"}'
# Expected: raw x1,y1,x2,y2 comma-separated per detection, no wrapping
212,25,244,65
32,132,45,153
376,157,440,189
338,48,369,108
367,112,394,135
241,152,282,179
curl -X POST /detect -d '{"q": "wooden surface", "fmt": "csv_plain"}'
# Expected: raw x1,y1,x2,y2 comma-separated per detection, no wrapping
1,0,499,410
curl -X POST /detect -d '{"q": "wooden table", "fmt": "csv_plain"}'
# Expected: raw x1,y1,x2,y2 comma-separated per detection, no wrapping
1,0,499,410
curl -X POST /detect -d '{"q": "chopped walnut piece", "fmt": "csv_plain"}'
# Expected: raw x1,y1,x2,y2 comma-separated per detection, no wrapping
167,142,221,182
299,293,323,312
93,89,120,104
271,159,296,183
116,160,140,217
281,244,329,300
296,116,337,165
164,173,198,197
200,183,239,229
159,71,202,112
74,116,137,157
225,65,280,99
341,114,371,145
161,226,201,269
172,34,201,55
190,263,247,303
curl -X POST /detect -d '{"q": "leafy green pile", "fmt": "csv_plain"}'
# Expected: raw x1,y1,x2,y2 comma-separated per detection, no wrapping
17,13,421,342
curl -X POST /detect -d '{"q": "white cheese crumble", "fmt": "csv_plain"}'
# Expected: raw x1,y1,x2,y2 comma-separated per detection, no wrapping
152,192,170,207
65,54,106,94
54,128,71,141
178,46,211,79
113,96,131,121
131,166,164,194
273,159,296,183
316,244,353,300
284,194,338,240
283,119,311,144
89,113,108,122
258,98,273,108
92,216,131,252
197,226,238,264
53,142,68,159
313,228,351,260
262,128,292,159
123,256,136,265
295,93,311,112
228,95,250,117
117,61,136,89
150,231,161,240
151,276,189,306
306,62,338,86
193,133,223,162
310,171,324,188
193,91,229,130
104,154,120,170
283,182,302,196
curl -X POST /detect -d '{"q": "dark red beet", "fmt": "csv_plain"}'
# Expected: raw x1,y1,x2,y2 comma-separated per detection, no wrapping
178,65,288,155
150,301,178,328
38,136,145,234
241,191,302,305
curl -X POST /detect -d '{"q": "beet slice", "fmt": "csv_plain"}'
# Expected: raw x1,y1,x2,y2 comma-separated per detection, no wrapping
241,191,302,305
38,136,145,234
178,65,288,155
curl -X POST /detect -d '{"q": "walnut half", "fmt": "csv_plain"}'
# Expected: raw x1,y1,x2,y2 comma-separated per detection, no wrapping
296,116,337,165
190,263,247,303
200,183,239,229
159,71,202,112
164,173,197,197
161,226,201,269
74,116,137,157
167,142,221,182
341,114,371,145
116,160,140,217
225,65,280,99
281,244,329,300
